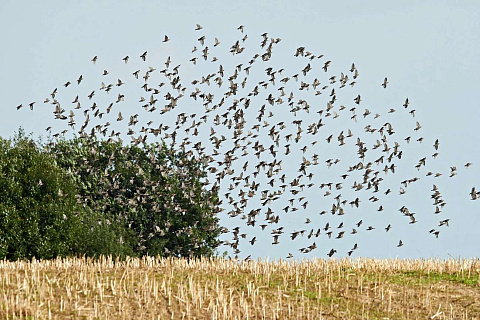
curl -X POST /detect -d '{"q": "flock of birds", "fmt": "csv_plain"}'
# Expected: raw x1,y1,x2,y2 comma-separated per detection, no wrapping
17,24,479,259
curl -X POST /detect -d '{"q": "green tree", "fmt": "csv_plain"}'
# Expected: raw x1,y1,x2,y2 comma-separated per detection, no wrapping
0,130,83,260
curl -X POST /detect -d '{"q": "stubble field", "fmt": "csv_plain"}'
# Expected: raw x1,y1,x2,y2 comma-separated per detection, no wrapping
1,256,479,319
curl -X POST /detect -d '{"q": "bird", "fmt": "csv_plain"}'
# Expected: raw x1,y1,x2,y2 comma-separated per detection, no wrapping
382,77,388,88
439,219,450,227
354,95,361,104
327,249,337,257
470,187,478,200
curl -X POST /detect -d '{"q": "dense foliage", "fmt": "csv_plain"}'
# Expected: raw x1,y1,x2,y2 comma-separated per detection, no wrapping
0,131,82,260
0,130,222,260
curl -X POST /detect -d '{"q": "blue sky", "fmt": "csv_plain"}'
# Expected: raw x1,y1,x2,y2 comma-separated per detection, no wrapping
1,0,479,260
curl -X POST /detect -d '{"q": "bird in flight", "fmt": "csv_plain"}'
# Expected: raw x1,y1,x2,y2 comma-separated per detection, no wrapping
382,77,388,88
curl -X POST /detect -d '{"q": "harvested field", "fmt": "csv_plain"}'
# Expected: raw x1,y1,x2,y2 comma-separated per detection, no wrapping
1,256,479,319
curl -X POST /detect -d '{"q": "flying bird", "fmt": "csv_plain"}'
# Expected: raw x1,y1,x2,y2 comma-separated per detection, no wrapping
382,77,388,88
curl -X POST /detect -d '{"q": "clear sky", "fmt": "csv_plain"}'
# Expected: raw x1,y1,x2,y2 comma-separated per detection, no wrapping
1,0,479,261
